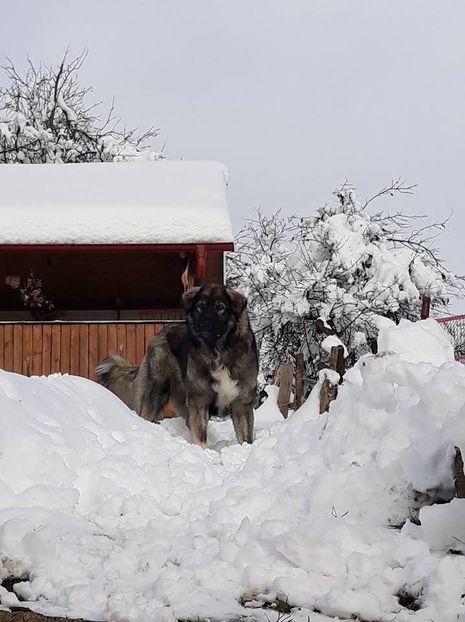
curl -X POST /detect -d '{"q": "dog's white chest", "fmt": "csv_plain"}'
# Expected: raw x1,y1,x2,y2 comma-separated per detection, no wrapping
211,365,239,412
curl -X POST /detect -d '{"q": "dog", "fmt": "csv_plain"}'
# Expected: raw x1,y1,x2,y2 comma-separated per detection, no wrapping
96,285,258,448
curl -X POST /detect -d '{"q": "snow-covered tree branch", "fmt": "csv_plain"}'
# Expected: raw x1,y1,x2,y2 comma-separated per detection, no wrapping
0,51,162,163
226,182,462,389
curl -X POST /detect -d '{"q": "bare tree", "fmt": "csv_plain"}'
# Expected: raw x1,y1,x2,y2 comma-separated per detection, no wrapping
0,50,162,163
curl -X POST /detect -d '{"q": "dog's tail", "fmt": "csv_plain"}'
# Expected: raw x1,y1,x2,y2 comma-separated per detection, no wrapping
95,355,139,411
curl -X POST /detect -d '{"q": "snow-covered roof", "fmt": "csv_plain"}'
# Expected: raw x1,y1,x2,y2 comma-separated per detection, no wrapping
0,161,233,245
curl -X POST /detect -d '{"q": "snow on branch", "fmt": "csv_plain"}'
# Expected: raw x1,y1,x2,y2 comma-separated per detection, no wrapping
0,50,162,163
226,183,462,389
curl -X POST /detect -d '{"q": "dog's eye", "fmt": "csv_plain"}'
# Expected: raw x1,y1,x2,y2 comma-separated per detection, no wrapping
215,301,226,313
195,300,206,312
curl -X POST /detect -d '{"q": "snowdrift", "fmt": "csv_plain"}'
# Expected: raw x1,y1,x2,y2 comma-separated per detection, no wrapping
1,319,465,622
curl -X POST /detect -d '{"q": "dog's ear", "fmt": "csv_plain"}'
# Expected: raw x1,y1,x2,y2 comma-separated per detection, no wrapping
182,286,203,311
225,287,247,317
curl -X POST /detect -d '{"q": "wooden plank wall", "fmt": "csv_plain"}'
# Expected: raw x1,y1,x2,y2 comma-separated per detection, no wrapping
0,323,166,380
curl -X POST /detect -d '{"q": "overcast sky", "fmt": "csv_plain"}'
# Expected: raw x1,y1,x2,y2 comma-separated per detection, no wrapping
1,1,464,308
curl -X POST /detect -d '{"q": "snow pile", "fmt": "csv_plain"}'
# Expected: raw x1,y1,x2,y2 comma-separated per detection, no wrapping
1,319,465,621
0,161,232,244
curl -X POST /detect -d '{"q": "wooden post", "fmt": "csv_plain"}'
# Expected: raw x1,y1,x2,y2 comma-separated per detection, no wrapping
319,376,338,414
276,363,293,418
319,345,345,414
295,352,304,410
421,295,431,320
454,446,465,498
194,244,207,285
330,345,345,381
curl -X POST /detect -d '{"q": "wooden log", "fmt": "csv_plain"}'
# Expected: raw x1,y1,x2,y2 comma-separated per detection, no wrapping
277,363,293,418
454,446,465,498
421,295,431,320
295,352,304,409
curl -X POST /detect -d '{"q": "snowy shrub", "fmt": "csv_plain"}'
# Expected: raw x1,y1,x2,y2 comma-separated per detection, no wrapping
0,51,162,163
226,181,461,387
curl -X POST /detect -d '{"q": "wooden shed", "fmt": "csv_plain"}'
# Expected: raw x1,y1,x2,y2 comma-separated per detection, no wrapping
0,161,233,379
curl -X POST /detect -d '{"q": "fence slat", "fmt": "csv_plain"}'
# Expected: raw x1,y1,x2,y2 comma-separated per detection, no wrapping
79,324,89,377
13,325,23,374
42,324,52,376
22,325,32,376
32,325,43,376
107,324,117,356
98,324,108,363
145,323,157,348
136,324,146,364
70,325,80,375
60,324,71,374
117,324,126,356
126,324,136,364
88,324,99,381
0,325,4,369
4,325,14,372
51,325,61,374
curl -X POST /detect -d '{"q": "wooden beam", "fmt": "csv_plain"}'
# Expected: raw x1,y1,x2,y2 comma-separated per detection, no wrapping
195,245,207,283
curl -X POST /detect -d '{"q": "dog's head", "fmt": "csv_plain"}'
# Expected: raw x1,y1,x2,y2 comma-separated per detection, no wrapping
182,284,247,347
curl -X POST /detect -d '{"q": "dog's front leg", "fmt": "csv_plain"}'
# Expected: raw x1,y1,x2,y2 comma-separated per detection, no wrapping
186,396,209,449
230,399,254,444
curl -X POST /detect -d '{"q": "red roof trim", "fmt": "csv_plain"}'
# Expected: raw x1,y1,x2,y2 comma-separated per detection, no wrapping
437,314,465,323
0,242,234,253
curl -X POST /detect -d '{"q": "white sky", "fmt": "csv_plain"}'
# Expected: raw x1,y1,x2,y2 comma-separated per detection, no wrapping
1,0,464,309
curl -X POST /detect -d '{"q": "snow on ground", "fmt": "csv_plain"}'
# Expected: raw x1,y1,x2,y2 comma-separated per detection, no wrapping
1,319,465,621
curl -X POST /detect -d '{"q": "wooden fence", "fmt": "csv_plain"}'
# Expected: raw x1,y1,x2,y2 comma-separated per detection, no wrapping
0,322,166,381
275,345,345,417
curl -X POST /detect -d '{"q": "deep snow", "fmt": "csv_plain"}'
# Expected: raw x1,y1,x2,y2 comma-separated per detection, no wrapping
1,319,465,621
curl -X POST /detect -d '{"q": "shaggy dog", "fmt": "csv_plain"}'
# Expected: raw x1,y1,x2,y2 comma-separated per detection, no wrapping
96,285,258,448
